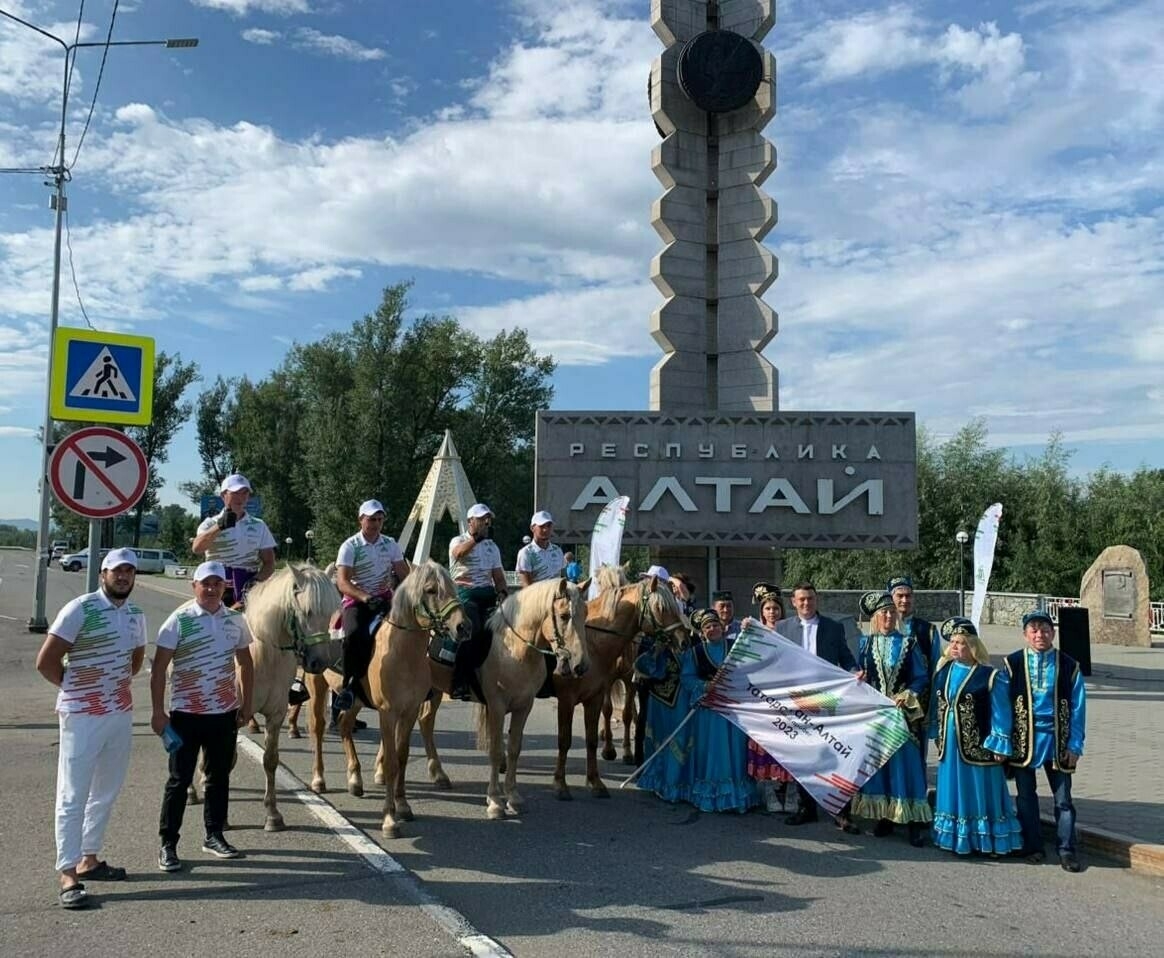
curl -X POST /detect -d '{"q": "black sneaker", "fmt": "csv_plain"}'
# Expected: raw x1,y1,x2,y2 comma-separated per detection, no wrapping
333,687,355,712
201,833,241,859
158,844,181,872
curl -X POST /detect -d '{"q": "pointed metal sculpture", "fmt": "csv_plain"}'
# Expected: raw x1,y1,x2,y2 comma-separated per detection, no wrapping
397,430,478,565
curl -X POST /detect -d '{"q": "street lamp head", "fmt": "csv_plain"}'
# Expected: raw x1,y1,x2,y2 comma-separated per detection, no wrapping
956,530,969,544
284,537,292,545
165,38,200,48
305,530,315,540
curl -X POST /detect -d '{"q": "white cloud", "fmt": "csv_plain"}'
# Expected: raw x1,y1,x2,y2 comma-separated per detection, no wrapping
191,0,311,14
293,28,386,62
241,29,282,46
0,426,37,438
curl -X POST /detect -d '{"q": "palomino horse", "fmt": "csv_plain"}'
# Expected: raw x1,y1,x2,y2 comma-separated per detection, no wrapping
475,576,590,820
235,563,340,829
303,560,469,838
550,569,686,800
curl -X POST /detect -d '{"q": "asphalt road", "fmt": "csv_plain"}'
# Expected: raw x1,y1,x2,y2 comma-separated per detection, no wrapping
2,549,1163,957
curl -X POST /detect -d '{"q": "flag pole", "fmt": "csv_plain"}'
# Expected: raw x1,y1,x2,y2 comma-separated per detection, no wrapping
618,704,699,789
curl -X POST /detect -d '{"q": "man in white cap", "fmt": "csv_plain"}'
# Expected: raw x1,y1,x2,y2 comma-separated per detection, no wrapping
332,499,411,712
191,473,277,607
152,560,255,872
36,548,147,909
448,503,508,699
516,510,565,587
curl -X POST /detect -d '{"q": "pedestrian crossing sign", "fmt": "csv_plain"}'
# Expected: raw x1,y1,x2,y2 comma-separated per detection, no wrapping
50,328,155,425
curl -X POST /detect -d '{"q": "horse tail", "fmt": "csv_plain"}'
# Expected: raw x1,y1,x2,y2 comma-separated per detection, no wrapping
475,703,490,753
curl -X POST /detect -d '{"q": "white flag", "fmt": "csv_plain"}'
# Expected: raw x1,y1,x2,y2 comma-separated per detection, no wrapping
587,496,630,599
701,622,909,814
970,502,1003,630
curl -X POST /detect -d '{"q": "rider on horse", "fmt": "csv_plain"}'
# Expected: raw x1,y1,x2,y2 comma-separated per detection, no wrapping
332,499,411,713
191,474,276,609
447,503,508,700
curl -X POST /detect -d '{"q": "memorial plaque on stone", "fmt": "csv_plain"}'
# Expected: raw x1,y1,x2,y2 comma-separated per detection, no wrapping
1101,568,1135,619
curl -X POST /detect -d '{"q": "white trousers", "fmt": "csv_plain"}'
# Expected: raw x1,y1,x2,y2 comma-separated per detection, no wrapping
55,709,133,872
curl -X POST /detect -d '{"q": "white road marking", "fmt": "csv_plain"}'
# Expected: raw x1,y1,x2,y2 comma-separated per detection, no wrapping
236,735,514,958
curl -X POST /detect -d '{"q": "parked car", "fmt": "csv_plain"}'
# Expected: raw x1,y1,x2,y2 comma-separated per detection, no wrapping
50,540,70,559
134,549,179,574
59,548,110,572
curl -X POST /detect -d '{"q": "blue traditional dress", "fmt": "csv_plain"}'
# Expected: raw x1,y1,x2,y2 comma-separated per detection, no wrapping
850,629,933,825
929,662,1023,855
636,635,758,813
633,637,690,802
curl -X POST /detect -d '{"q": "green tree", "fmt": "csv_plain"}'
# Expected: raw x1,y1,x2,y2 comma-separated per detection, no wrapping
156,503,199,560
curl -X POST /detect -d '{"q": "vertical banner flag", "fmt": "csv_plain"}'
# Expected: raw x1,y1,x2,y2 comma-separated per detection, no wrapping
970,502,1003,630
587,496,630,599
698,622,910,814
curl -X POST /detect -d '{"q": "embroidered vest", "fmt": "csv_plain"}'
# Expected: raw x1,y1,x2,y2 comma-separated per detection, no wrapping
1004,648,1079,772
933,662,997,766
860,631,916,696
693,639,724,680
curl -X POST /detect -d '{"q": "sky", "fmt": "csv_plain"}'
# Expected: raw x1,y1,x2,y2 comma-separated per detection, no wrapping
0,0,1161,522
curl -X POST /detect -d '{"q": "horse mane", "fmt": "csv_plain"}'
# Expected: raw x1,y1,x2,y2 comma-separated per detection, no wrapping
490,578,578,637
593,564,629,622
246,563,340,644
644,576,684,625
390,560,454,626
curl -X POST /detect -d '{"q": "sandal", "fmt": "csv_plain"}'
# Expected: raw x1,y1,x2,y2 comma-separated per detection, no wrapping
58,882,89,909
77,860,127,881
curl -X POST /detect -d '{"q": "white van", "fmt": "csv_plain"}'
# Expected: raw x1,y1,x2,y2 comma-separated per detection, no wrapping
134,549,180,574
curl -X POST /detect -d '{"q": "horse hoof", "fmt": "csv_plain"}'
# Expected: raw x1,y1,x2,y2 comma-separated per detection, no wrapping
432,772,452,790
505,801,523,816
264,816,286,832
382,823,400,839
601,746,617,761
555,789,573,802
373,772,386,786
349,782,364,798
487,804,505,820
288,727,301,739
592,786,611,800
397,806,415,822
311,779,327,794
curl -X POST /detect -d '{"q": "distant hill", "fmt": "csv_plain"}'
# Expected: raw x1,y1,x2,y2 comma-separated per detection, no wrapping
0,519,39,532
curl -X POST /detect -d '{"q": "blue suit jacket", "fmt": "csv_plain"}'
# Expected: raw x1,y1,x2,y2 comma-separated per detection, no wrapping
776,615,857,673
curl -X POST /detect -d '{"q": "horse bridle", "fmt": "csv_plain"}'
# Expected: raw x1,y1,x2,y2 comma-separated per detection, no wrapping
280,589,333,664
499,594,574,661
402,596,462,644
589,581,685,645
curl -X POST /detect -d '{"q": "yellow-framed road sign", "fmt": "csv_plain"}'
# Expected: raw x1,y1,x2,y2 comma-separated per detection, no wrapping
49,328,155,425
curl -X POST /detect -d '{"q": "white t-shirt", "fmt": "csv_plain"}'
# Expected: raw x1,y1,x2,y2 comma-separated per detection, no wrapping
449,534,503,589
196,513,277,571
49,590,147,715
156,602,252,714
336,532,404,596
515,540,565,583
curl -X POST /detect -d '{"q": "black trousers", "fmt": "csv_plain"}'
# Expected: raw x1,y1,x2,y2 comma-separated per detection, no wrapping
159,709,238,845
341,602,377,687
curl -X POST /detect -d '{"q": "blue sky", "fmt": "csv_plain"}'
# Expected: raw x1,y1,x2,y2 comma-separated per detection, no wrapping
1,0,1161,521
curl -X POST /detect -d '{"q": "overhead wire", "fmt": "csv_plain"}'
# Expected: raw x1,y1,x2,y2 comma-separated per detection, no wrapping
68,0,118,172
64,206,97,331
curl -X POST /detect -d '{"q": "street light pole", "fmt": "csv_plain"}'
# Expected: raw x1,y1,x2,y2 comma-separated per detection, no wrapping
284,536,293,561
305,530,315,565
956,530,969,616
0,11,198,630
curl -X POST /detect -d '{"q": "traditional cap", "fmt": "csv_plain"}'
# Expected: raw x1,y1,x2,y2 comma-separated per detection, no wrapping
641,564,670,582
220,473,252,494
752,581,781,606
940,616,978,639
690,608,720,632
193,560,227,582
711,590,733,602
358,499,386,517
530,510,554,527
100,547,138,571
887,575,913,592
1022,610,1054,629
860,591,894,617
467,503,493,519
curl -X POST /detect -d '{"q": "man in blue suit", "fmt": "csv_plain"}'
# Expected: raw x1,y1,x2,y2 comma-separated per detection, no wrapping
776,581,861,831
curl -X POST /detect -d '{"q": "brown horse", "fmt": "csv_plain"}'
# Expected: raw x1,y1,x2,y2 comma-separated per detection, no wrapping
304,560,469,837
549,569,686,800
474,577,590,820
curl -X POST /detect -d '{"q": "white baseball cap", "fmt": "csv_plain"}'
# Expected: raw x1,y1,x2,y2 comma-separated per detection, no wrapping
640,564,671,582
220,473,252,494
100,547,138,571
530,510,554,527
467,503,493,519
193,560,227,582
359,499,386,517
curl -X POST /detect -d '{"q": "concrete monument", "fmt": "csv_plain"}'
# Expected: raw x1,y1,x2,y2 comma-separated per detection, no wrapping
397,430,478,566
1079,545,1151,647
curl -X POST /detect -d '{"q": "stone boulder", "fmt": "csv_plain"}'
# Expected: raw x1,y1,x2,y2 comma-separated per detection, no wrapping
1079,546,1151,647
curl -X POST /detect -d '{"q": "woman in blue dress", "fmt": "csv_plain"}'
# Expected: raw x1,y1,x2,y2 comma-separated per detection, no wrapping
929,617,1023,857
636,609,758,813
633,614,690,802
850,591,932,845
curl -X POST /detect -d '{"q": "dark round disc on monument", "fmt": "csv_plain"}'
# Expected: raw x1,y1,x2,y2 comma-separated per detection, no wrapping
677,30,763,114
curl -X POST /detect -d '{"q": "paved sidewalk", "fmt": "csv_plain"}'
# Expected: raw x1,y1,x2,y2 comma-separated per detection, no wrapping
977,625,1164,874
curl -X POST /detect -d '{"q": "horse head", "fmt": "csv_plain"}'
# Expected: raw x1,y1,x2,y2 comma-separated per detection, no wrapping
281,563,342,674
636,576,686,647
548,578,590,678
397,560,471,644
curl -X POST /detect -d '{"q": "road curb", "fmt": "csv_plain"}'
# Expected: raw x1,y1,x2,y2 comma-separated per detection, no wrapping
1043,815,1164,877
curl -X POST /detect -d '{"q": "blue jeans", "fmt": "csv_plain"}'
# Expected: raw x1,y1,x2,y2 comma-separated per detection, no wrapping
1013,763,1077,855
